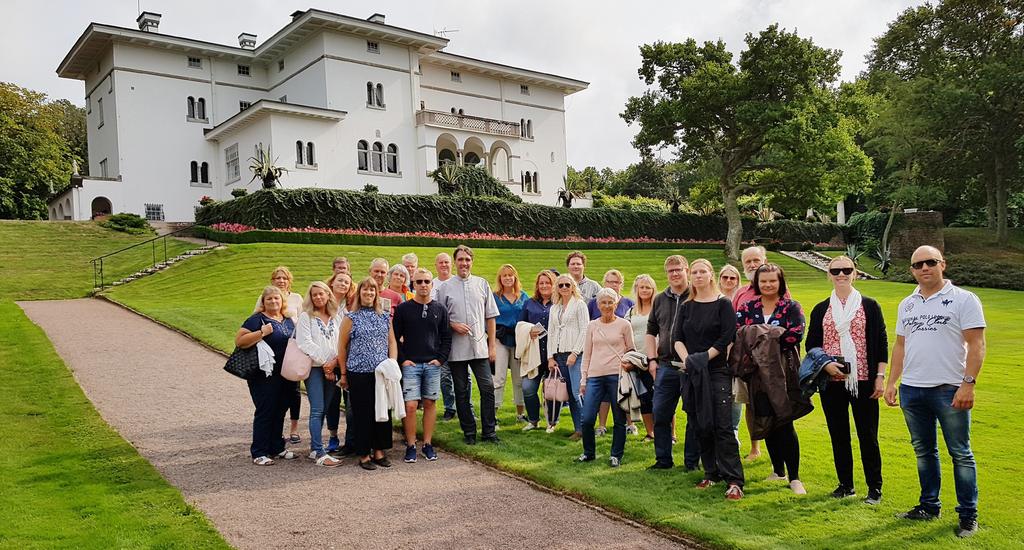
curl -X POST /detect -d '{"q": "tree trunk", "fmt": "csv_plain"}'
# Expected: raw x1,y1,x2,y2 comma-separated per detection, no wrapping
721,175,743,261
995,158,1008,246
984,165,997,230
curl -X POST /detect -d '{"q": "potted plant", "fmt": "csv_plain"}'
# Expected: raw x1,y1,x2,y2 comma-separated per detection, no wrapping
249,144,287,189
198,195,215,206
230,188,248,198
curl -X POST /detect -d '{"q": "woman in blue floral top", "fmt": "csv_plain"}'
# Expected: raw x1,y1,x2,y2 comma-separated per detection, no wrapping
337,277,397,470
735,263,808,494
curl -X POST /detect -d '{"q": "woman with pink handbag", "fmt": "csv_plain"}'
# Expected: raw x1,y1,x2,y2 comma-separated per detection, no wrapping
546,274,590,441
295,281,342,467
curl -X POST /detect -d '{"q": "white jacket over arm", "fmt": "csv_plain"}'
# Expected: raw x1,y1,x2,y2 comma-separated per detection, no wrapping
295,311,338,367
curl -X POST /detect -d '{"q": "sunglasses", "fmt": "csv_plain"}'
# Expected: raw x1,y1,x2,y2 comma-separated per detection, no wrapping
720,275,738,281
421,303,429,319
910,258,940,270
829,267,855,276
413,279,432,285
557,283,572,289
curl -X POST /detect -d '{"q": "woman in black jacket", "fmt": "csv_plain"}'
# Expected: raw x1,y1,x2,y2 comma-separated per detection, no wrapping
805,255,888,505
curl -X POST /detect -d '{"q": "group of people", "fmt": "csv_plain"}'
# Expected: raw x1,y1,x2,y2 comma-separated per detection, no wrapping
235,243,985,538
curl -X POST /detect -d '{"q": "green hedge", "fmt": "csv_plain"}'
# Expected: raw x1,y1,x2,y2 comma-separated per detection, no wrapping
196,188,757,241
885,253,1024,291
755,220,845,245
846,210,904,244
192,226,727,250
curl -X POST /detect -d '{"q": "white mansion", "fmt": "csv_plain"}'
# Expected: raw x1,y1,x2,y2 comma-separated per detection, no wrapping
51,9,588,222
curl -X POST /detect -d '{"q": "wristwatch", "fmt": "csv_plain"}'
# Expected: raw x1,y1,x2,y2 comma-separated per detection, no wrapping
962,375,976,384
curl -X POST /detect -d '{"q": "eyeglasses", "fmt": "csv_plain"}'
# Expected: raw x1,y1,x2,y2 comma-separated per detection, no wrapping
413,279,432,285
720,275,738,281
829,267,855,276
557,283,572,289
910,258,940,270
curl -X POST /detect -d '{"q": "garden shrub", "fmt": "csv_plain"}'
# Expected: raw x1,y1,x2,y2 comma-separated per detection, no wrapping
756,219,845,245
592,193,670,212
847,210,903,244
100,213,153,235
885,253,1024,291
432,165,521,202
195,188,756,241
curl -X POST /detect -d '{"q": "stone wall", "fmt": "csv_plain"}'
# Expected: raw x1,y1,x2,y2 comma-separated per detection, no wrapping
891,210,944,258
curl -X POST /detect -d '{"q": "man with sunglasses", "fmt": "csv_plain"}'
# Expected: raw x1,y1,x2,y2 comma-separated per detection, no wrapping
394,268,451,463
885,246,986,538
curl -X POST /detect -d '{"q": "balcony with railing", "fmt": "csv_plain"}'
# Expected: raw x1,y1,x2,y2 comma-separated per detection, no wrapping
415,110,521,138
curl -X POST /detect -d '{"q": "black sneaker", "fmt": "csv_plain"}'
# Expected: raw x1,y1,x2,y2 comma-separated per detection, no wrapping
443,410,457,421
897,505,939,521
864,487,882,505
831,485,856,498
482,435,501,444
404,444,417,463
463,435,477,445
647,462,673,470
372,456,392,468
955,517,978,538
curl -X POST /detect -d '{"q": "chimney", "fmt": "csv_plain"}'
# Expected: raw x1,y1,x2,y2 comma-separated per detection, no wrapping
238,33,257,49
290,10,305,21
367,13,385,24
136,11,161,33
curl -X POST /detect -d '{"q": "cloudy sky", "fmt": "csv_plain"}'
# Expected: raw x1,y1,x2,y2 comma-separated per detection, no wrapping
4,0,919,169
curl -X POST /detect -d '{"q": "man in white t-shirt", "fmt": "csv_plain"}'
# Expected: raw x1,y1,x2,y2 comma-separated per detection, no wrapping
431,251,472,420
884,245,986,538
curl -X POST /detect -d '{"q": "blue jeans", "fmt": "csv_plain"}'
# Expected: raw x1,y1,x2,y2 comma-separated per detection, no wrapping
440,362,473,415
522,367,561,425
582,375,627,459
901,384,978,520
305,367,337,456
554,353,582,433
401,363,441,402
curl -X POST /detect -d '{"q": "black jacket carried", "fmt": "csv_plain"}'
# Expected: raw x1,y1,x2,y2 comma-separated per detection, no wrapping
680,351,712,436
804,296,888,379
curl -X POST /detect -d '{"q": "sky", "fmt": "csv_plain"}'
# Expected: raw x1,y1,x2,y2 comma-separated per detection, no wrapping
4,0,921,170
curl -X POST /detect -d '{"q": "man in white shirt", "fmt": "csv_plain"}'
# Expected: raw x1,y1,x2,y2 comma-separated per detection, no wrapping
885,245,986,538
435,245,499,444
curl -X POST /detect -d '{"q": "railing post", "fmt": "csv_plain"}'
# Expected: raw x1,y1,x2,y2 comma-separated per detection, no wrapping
100,258,104,289
152,240,156,268
163,236,168,264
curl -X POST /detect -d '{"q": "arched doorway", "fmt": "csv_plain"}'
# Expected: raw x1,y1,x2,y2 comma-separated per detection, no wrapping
91,196,112,219
463,137,485,168
489,141,512,181
436,133,459,166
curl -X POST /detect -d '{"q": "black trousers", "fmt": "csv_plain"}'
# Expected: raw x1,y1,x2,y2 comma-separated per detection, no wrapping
695,368,745,486
347,371,393,457
450,358,496,438
765,421,800,480
246,373,295,458
821,380,882,490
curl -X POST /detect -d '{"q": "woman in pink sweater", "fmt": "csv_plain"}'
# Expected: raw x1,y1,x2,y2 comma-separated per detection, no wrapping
577,288,635,467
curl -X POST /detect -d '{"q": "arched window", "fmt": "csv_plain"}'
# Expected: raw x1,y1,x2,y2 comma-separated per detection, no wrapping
438,149,456,165
464,152,480,166
524,171,532,186
371,142,384,172
200,162,210,183
386,143,398,174
366,82,374,105
458,108,464,116
533,172,539,192
357,140,369,171
526,119,533,139
306,142,315,165
296,140,304,165
520,118,525,137
375,83,384,107
189,161,198,182
187,97,196,118
196,98,206,120
451,107,457,114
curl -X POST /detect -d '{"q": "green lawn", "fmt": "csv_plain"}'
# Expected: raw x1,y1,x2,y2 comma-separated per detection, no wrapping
108,242,1024,549
0,221,228,548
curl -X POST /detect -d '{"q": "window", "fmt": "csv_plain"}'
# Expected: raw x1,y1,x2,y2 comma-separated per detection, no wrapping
97,98,104,127
145,204,165,221
239,101,251,111
520,84,530,95
464,152,480,166
371,142,384,173
225,144,240,182
385,144,398,174
520,118,525,137
357,140,369,171
200,162,210,184
526,119,534,139
196,98,207,120
188,56,202,69
278,59,285,72
375,84,384,107
522,171,539,194
237,64,250,76
306,142,315,166
190,161,199,183
533,172,539,193
438,149,456,165
458,108,464,116
367,40,379,53
450,71,461,82
366,82,374,106
296,141,304,165
451,107,457,114
187,96,196,118
99,158,108,178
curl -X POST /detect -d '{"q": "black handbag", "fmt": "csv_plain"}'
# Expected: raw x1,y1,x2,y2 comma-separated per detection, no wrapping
223,345,261,380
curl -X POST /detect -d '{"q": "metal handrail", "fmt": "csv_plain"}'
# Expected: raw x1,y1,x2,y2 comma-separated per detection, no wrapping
91,224,213,290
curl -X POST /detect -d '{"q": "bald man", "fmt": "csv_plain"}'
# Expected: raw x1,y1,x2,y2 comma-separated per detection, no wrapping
885,245,986,538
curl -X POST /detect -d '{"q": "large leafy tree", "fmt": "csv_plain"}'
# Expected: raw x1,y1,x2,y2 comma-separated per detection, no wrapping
867,0,1024,244
0,82,76,219
622,25,872,259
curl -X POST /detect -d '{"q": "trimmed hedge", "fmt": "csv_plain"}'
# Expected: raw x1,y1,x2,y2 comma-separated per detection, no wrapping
755,219,845,245
885,253,1024,291
191,226,728,250
196,188,757,241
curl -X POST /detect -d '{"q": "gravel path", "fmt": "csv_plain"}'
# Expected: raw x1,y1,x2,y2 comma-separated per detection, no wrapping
21,299,691,549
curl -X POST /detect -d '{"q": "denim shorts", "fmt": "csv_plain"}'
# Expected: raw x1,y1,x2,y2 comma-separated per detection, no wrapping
401,362,441,401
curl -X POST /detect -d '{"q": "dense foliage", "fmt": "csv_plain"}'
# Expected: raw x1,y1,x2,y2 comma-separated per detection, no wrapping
755,220,845,245
100,213,153,235
431,164,521,202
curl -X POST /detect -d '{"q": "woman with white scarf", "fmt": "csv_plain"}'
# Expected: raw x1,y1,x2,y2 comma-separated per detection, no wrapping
805,255,889,505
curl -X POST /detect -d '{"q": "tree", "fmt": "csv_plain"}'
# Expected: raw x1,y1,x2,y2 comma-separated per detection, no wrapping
622,25,872,258
0,82,76,219
53,99,87,176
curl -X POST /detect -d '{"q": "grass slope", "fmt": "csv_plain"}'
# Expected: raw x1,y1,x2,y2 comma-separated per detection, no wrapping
0,220,227,548
108,242,1024,549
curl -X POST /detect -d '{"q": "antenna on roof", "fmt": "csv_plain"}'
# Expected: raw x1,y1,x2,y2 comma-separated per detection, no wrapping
434,28,459,37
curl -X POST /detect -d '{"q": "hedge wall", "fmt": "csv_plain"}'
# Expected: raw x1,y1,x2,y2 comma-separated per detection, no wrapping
196,189,758,241
755,220,845,245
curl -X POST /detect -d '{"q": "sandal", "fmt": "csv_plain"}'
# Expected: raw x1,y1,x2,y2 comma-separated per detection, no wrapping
289,434,301,444
253,456,275,466
359,459,377,471
315,454,342,468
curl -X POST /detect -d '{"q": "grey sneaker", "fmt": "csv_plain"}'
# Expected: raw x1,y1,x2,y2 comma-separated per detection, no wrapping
609,456,620,468
864,487,882,505
955,518,978,538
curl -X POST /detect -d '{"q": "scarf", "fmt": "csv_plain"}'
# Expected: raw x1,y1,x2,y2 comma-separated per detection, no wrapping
829,288,862,397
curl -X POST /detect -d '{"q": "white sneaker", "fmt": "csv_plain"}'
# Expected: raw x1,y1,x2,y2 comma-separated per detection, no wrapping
625,424,639,435
545,424,557,433
790,480,807,495
595,426,608,437
522,422,538,432
765,472,787,482
308,450,319,460
609,457,620,468
277,450,297,460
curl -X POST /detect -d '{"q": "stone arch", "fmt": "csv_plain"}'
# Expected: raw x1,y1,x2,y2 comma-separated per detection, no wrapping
91,196,112,219
489,140,512,181
436,133,459,166
463,136,485,167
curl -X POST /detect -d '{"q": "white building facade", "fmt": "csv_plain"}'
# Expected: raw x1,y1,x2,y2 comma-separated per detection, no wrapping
52,9,589,222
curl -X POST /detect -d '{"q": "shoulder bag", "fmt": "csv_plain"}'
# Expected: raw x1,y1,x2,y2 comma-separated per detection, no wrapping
543,367,570,403
223,345,260,380
281,337,312,381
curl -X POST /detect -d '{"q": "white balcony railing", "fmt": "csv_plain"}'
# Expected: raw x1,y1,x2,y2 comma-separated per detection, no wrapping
416,110,521,137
